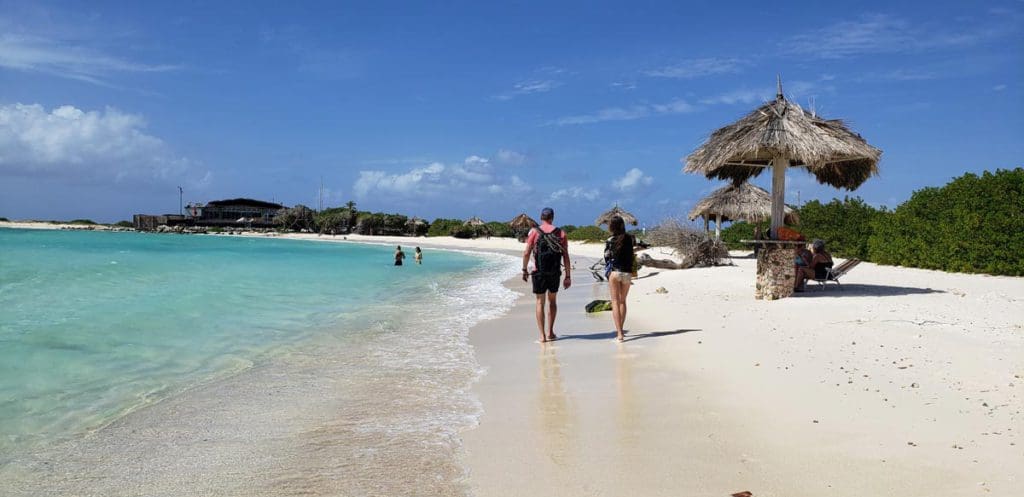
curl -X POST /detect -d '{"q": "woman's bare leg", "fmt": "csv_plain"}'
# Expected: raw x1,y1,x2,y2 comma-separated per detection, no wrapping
609,274,623,341
618,276,631,334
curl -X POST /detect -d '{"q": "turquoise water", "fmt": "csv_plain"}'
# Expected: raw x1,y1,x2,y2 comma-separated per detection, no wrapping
0,228,503,459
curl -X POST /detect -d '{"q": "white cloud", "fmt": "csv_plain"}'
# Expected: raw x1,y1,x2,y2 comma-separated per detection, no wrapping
644,58,743,79
495,148,527,165
352,155,531,201
550,98,696,126
548,186,599,203
0,33,178,86
0,103,204,186
781,13,1017,59
353,162,446,197
993,84,1007,91
612,168,653,191
496,79,561,100
700,88,768,105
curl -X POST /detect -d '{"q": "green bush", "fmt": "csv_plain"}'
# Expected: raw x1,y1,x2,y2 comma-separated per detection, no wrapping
69,219,98,225
0,217,9,222
484,221,513,238
867,168,1024,275
566,225,608,242
427,218,463,237
450,225,478,239
561,224,578,236
719,221,765,250
114,220,133,228
355,212,408,235
797,197,887,260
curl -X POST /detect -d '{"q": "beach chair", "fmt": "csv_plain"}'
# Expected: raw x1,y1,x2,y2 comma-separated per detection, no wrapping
813,258,861,289
589,259,606,281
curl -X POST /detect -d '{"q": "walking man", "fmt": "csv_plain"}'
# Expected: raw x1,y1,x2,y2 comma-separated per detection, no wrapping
522,207,571,343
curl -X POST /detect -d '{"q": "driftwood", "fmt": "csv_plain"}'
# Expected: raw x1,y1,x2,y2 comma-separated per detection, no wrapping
645,218,731,268
639,253,694,270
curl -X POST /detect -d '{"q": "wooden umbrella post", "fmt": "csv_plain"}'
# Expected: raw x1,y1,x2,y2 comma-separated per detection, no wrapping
715,213,722,240
770,155,787,238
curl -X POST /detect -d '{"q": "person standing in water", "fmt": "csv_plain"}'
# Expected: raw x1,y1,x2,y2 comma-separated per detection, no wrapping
522,207,571,343
604,216,634,342
414,246,423,265
394,246,406,266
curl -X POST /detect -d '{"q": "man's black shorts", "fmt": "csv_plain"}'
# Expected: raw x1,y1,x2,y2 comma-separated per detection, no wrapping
531,271,561,294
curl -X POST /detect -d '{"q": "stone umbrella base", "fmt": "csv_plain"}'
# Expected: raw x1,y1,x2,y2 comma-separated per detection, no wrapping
755,243,801,300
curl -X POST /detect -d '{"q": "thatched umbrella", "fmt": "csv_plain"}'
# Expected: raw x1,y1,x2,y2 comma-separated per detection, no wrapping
406,216,426,235
508,213,538,242
464,216,485,226
595,205,638,227
684,78,880,236
688,182,799,239
508,213,538,230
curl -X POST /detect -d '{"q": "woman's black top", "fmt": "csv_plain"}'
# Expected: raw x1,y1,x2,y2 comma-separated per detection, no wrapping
605,234,635,272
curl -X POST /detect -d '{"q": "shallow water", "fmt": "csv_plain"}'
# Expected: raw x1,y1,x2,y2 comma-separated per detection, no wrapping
0,229,518,494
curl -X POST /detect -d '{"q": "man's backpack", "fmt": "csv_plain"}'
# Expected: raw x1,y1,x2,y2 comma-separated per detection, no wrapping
533,227,564,274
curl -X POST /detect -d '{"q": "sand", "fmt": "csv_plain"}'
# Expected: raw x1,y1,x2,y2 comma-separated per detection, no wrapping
3,221,1021,495
463,251,1023,496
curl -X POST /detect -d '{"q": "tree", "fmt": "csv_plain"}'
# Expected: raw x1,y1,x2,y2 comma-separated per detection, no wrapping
274,205,316,231
867,168,1023,275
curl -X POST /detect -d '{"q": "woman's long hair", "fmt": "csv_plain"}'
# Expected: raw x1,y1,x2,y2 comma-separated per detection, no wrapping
609,216,627,252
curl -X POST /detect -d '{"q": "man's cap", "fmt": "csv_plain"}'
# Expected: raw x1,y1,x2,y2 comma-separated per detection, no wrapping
540,207,554,219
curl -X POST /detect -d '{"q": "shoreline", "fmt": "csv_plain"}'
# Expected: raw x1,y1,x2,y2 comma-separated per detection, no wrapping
3,222,1022,495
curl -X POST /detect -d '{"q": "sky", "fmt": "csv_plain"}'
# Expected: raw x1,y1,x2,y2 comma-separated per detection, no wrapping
0,0,1021,225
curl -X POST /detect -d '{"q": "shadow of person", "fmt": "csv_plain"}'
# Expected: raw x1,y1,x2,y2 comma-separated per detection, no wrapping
796,283,945,298
621,328,699,342
558,328,700,341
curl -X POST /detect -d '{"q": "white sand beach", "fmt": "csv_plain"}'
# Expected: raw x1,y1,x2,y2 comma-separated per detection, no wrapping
2,222,1021,496
462,250,1023,496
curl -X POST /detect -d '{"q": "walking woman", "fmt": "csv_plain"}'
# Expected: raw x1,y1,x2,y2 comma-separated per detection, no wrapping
604,216,634,342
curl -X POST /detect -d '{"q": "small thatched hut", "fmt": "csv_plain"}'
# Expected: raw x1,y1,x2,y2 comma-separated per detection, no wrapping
684,78,880,236
688,182,799,239
406,216,426,236
508,213,538,242
595,205,638,227
464,216,485,226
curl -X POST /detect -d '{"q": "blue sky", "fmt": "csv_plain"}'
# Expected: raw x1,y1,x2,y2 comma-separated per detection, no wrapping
1,0,1021,225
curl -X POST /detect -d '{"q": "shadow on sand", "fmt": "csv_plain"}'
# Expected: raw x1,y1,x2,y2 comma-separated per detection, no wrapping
794,283,944,298
557,328,699,342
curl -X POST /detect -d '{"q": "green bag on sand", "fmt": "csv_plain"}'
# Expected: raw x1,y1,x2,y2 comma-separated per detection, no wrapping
585,299,612,313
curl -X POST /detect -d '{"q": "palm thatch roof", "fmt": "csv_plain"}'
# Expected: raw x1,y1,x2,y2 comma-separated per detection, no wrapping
406,216,426,226
688,182,800,225
683,84,881,190
464,216,486,226
595,205,638,226
508,213,538,230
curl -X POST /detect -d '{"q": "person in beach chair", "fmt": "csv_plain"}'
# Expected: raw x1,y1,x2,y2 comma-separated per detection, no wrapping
522,207,571,343
796,239,832,292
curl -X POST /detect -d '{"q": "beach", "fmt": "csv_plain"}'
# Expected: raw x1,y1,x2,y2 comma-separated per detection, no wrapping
463,250,1023,496
1,222,1021,496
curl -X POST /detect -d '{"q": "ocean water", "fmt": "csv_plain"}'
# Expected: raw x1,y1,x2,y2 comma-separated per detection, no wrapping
0,228,518,494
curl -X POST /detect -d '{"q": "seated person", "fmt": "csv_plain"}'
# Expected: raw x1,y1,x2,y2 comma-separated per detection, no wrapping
793,244,814,291
794,238,835,288
810,239,833,280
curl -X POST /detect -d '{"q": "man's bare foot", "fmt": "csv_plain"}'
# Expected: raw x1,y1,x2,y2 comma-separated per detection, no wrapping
547,333,557,341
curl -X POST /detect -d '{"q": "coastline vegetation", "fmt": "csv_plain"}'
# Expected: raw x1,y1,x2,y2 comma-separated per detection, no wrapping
721,168,1023,276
